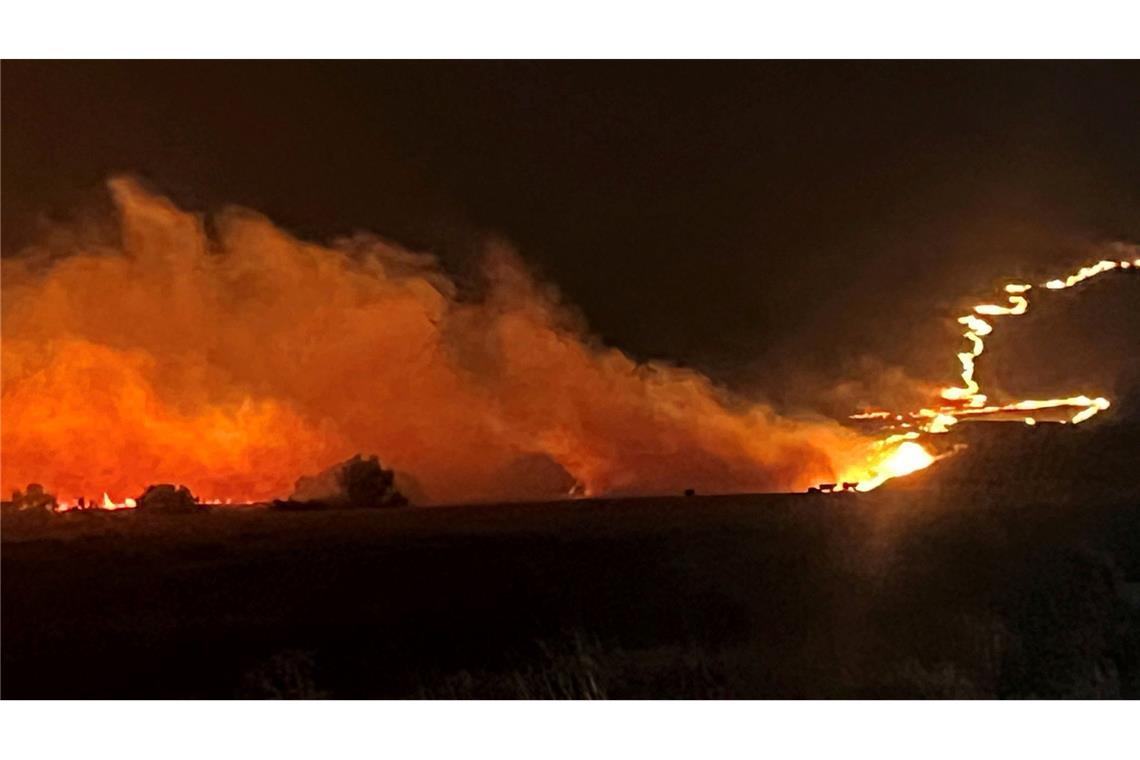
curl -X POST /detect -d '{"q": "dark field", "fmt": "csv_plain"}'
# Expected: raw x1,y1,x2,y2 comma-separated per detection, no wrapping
4,432,1140,699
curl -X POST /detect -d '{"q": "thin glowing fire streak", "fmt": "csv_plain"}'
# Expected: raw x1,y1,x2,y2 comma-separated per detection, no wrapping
846,255,1137,491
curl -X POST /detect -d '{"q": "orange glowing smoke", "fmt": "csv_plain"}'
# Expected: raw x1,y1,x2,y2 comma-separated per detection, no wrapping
2,178,879,504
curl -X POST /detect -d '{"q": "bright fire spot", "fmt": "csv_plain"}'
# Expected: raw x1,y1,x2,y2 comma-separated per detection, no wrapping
852,441,936,492
103,492,138,510
56,492,137,513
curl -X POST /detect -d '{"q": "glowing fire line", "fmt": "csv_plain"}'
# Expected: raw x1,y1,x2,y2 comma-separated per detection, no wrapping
933,256,1135,428
843,254,1138,492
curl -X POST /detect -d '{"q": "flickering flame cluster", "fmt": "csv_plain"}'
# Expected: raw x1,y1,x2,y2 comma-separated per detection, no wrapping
56,493,136,512
843,255,1139,491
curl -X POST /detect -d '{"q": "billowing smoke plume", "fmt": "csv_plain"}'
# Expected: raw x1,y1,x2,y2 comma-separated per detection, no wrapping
1,179,875,504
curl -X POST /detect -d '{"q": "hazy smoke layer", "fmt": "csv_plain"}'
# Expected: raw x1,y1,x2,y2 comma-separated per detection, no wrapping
1,179,873,503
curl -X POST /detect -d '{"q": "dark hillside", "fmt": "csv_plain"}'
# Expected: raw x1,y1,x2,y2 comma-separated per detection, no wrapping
3,420,1138,698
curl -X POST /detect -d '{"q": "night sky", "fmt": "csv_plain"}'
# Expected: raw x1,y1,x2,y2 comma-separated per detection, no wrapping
4,61,1139,405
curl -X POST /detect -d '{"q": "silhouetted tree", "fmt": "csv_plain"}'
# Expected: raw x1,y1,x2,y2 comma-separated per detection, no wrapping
10,483,57,512
137,484,201,513
275,454,407,510
339,454,405,508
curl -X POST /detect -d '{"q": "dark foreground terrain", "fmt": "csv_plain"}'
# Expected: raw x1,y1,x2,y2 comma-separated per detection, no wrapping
3,421,1139,698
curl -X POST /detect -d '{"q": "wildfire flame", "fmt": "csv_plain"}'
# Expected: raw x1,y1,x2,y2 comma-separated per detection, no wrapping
56,492,137,513
932,257,1134,427
851,441,936,493
845,251,1138,491
2,181,1134,506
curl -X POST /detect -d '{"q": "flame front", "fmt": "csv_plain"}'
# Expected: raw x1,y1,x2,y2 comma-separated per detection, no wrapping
851,441,936,493
845,250,1138,491
931,262,1131,425
56,492,137,513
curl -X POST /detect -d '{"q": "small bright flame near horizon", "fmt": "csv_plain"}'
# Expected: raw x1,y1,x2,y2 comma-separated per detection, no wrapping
850,441,936,493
